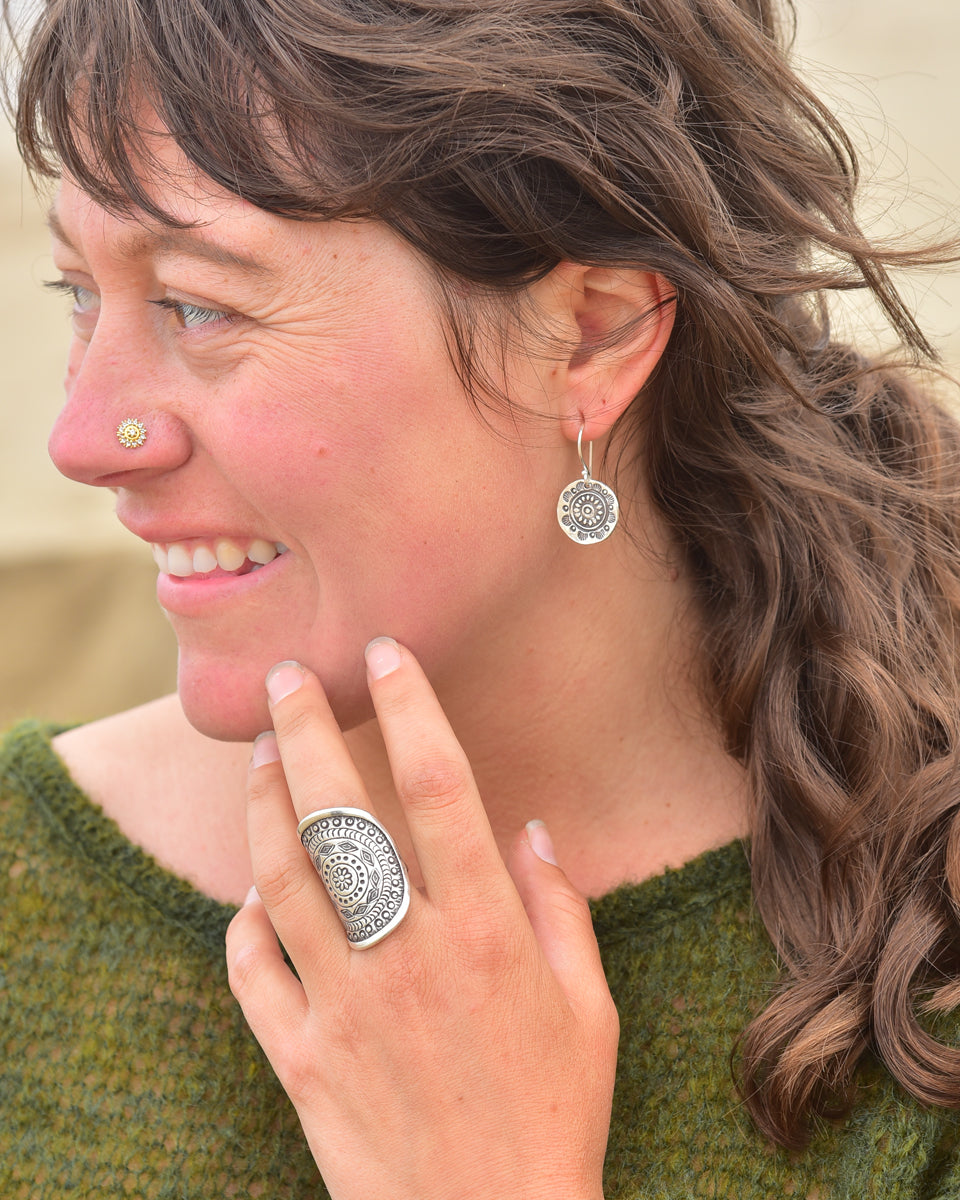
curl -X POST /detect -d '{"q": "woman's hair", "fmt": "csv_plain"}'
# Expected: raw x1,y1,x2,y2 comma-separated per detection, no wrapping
7,0,960,1148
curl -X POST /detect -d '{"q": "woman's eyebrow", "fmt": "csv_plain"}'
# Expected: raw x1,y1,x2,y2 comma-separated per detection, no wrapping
46,206,270,275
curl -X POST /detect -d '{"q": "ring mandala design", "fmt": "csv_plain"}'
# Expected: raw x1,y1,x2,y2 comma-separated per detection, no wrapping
557,478,619,542
299,809,409,947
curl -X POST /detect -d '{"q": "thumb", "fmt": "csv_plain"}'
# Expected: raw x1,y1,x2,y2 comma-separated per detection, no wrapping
508,820,611,1013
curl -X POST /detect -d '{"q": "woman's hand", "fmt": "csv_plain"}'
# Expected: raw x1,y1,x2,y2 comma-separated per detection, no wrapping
225,639,619,1200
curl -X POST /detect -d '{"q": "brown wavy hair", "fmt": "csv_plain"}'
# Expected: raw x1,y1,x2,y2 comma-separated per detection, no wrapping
7,0,960,1148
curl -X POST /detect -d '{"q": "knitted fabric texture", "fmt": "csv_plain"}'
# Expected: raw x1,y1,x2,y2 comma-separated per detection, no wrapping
2,721,960,1198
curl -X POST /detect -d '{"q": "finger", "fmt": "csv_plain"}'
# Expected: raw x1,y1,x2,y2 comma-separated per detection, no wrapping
244,731,348,976
264,662,418,953
364,638,512,911
226,886,311,1052
507,821,617,1025
265,661,370,821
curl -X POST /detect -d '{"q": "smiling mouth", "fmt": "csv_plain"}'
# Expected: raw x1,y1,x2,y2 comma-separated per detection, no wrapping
152,537,288,578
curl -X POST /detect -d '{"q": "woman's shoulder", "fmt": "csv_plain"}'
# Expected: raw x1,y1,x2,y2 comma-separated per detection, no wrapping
7,696,254,903
55,691,250,791
52,693,216,792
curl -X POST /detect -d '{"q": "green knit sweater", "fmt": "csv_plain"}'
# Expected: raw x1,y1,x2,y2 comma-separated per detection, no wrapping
2,721,959,1198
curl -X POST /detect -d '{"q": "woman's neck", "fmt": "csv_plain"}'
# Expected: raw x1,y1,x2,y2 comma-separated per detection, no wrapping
345,554,750,897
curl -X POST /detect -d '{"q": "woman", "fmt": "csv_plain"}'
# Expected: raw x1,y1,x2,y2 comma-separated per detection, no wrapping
3,0,960,1195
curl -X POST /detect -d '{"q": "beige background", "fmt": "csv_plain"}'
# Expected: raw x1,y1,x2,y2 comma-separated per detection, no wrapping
1,0,958,728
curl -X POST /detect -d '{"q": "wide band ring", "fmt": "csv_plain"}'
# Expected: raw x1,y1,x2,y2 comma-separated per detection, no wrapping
297,807,410,948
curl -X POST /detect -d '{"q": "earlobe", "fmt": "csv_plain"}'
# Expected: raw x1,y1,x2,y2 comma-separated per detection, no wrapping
539,262,676,445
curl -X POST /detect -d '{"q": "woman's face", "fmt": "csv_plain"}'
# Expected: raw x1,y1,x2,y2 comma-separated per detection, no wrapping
48,168,574,740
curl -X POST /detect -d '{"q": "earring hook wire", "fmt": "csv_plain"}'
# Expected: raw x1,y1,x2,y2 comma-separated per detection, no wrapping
577,424,593,481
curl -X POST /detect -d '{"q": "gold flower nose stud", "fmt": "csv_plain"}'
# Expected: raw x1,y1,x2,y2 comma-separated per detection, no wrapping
116,417,147,448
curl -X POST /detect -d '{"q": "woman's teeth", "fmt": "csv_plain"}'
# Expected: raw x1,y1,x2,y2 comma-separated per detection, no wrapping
151,538,288,578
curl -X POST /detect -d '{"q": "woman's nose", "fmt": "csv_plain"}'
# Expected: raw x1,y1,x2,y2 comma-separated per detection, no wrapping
47,334,192,488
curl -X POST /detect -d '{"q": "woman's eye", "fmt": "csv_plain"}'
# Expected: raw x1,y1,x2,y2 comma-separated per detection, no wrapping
154,298,233,330
44,281,234,334
71,285,100,314
183,303,220,327
44,279,100,315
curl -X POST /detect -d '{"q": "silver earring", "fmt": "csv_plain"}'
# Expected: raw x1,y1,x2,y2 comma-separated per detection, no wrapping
556,425,619,543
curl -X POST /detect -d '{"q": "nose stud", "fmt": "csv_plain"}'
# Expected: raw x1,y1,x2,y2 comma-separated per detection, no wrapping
116,417,147,448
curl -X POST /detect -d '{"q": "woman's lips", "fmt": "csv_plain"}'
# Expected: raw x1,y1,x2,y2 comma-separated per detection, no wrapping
152,536,291,615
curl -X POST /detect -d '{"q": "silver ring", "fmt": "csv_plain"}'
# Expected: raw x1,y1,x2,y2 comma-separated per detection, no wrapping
297,807,410,948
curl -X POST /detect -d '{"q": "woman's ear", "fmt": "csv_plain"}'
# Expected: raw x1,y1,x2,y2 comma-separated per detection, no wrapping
531,261,676,444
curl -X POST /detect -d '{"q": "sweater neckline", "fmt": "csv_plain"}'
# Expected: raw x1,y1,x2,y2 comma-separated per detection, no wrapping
588,839,752,947
3,719,752,951
2,720,237,954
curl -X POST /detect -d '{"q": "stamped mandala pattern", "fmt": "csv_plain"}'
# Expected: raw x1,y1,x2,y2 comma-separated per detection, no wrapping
298,808,409,947
557,478,619,543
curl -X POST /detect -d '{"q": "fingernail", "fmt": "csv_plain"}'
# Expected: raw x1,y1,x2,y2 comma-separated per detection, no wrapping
251,731,280,768
526,819,558,866
265,660,304,704
243,884,261,907
365,637,401,680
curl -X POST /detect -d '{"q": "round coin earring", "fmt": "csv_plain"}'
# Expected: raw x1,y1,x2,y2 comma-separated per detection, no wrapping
556,424,619,543
116,417,147,448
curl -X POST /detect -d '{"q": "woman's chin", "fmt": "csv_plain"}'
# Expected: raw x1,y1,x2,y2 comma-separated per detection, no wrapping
176,668,270,742
174,651,374,742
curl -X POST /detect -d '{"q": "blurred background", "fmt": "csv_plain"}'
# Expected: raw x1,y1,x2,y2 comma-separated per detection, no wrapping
1,0,958,730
